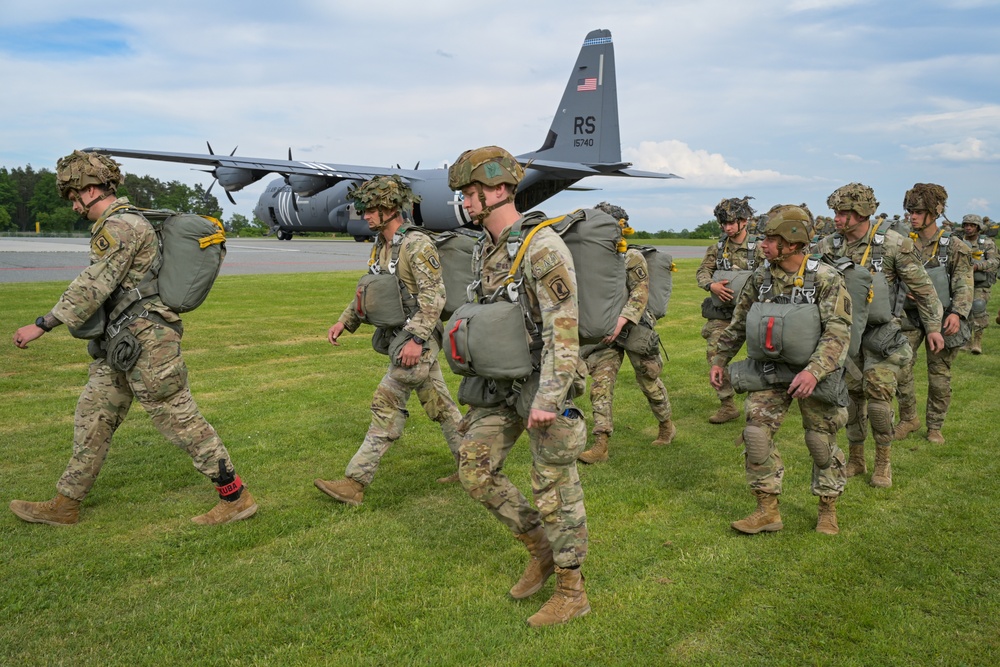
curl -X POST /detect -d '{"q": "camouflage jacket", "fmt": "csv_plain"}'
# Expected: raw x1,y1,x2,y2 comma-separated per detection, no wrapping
963,234,999,276
816,223,943,333
51,197,175,328
910,228,974,319
338,228,446,341
621,246,650,325
712,257,852,382
696,233,761,290
479,218,582,414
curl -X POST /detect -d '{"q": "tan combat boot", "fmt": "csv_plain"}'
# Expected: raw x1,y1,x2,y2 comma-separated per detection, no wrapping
510,526,555,599
526,566,591,628
578,433,609,464
927,429,945,445
870,445,892,488
970,330,983,355
731,490,783,534
314,478,365,506
845,443,867,478
651,420,677,446
893,416,921,441
816,495,839,535
191,490,258,525
709,397,740,424
9,493,80,526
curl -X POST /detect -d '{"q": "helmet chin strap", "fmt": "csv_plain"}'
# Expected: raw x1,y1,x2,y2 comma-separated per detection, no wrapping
78,188,113,219
471,183,514,222
371,209,400,231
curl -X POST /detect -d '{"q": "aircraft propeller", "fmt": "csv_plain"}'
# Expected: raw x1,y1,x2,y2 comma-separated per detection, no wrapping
284,148,299,212
199,141,238,205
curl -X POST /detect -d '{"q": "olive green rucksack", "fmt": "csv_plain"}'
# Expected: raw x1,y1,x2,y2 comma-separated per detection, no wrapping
631,244,675,320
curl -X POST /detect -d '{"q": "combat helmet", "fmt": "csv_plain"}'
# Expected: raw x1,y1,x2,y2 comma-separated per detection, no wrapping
903,183,947,217
763,204,812,246
713,196,756,224
961,214,986,231
55,150,124,199
448,146,524,222
827,183,879,218
348,174,419,230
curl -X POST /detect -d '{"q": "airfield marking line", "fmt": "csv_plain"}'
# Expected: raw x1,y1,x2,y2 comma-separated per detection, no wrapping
226,244,301,253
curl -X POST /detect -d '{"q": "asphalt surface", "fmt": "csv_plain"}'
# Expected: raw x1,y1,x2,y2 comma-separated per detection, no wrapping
0,236,706,284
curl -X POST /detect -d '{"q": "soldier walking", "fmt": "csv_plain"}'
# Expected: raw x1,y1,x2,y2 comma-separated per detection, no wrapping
10,151,257,526
959,214,998,354
578,202,675,464
697,197,761,424
894,184,973,445
315,176,464,506
710,205,852,535
448,146,590,627
817,183,942,487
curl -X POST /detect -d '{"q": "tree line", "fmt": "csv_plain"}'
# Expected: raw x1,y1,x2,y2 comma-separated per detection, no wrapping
0,164,264,236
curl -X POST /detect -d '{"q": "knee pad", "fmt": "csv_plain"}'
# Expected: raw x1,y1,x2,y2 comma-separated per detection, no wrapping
805,430,833,469
743,423,771,466
867,399,894,435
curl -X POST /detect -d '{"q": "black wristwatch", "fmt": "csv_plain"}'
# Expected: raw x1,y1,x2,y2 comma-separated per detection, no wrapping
411,335,426,346
35,316,53,332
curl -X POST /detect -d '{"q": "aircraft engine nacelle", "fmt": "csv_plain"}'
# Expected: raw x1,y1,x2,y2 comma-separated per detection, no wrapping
215,166,260,192
288,174,330,197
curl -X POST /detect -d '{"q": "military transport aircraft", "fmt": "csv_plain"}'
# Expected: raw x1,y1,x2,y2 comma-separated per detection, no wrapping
86,29,677,241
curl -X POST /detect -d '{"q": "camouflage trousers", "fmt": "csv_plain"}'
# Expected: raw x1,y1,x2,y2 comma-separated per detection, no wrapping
971,286,992,333
743,388,847,497
845,340,912,447
584,345,671,435
702,318,734,400
897,329,960,430
345,352,462,486
458,404,588,569
58,319,231,501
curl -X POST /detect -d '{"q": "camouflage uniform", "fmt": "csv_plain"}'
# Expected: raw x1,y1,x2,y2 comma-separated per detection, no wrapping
697,234,761,401
896,230,974,432
458,220,588,569
962,232,998,337
48,198,235,500
816,227,941,453
713,259,852,497
585,247,671,436
336,230,463,486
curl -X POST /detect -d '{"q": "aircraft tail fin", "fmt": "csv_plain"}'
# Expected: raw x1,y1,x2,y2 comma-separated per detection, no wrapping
519,29,621,166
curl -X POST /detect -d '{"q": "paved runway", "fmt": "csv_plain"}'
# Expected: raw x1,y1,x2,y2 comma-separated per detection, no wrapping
0,236,706,284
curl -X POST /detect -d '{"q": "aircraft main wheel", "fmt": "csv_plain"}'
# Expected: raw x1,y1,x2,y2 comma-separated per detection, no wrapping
353,235,368,242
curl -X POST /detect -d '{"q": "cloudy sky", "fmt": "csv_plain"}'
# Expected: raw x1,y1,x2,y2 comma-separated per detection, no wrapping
1,0,998,232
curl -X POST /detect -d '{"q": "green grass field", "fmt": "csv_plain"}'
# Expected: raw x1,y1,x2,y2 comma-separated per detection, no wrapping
2,260,998,666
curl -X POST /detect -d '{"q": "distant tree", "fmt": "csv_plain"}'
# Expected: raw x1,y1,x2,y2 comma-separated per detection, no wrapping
29,172,78,229
0,207,14,232
690,220,722,239
36,207,81,233
225,213,265,237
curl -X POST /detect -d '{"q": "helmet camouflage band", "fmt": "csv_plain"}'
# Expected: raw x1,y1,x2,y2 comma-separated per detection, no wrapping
55,150,124,199
827,182,879,217
763,205,812,245
962,214,986,230
347,175,420,214
447,145,524,191
903,183,947,217
713,196,755,223
594,201,629,222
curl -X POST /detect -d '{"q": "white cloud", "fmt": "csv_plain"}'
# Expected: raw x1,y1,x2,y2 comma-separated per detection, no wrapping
905,138,1000,162
623,140,802,187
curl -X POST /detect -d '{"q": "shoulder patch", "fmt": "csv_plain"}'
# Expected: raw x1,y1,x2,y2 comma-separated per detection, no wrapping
531,248,564,279
92,227,118,257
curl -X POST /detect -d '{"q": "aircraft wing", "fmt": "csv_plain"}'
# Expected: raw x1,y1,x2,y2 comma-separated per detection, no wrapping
83,147,424,185
523,158,680,180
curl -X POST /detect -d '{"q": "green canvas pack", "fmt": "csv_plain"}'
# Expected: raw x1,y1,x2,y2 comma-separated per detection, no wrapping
354,272,410,328
709,269,753,309
139,208,227,313
746,300,822,368
509,209,627,345
445,300,534,379
631,244,674,320
425,229,479,321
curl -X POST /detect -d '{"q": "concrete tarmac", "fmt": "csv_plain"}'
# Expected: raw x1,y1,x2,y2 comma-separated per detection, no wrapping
0,236,706,284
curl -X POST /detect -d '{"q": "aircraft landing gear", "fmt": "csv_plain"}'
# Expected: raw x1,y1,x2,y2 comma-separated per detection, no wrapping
277,229,293,241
